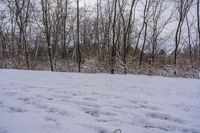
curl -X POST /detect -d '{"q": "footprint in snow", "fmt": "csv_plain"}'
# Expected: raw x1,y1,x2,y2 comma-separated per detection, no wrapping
76,101,101,108
85,110,100,117
79,124,109,133
112,105,122,109
17,97,31,103
96,118,123,124
146,112,185,124
100,111,118,117
36,95,54,101
44,116,57,122
8,106,28,113
4,92,17,97
0,127,7,133
83,97,98,101
138,104,160,111
145,124,200,133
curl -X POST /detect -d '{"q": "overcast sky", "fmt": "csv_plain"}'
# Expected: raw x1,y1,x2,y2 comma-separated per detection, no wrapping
81,0,96,6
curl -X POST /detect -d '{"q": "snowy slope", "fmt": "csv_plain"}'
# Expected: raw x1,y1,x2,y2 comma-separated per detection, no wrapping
0,70,200,133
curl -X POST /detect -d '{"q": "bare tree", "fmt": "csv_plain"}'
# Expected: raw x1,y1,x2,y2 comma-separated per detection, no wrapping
41,0,54,71
139,0,151,67
0,9,7,68
149,1,175,65
62,0,69,60
174,0,194,67
186,15,194,68
96,0,101,61
134,0,150,56
197,0,200,60
77,0,81,72
7,0,31,69
118,0,136,74
111,0,118,74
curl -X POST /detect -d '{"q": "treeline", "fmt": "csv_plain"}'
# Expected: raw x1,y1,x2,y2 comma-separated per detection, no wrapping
0,0,200,78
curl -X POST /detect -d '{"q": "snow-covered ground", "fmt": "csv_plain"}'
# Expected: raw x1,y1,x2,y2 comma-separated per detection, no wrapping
0,70,200,133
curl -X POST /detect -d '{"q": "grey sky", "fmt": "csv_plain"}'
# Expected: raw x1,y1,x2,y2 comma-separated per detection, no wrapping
81,0,96,6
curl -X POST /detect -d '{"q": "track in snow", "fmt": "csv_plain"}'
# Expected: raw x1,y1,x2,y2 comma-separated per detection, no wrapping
0,69,200,133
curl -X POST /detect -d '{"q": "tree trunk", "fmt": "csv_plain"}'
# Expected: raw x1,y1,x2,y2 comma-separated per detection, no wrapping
77,0,81,72
139,22,148,67
134,0,149,56
174,19,182,67
186,15,193,68
111,0,117,74
41,0,54,71
197,0,200,62
0,32,7,68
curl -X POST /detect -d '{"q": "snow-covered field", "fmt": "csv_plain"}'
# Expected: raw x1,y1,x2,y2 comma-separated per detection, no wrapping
0,70,200,133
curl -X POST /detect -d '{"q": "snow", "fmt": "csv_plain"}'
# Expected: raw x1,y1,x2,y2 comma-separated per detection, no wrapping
0,69,200,133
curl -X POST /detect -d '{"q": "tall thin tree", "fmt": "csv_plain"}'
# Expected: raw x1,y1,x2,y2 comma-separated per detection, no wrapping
77,0,81,72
